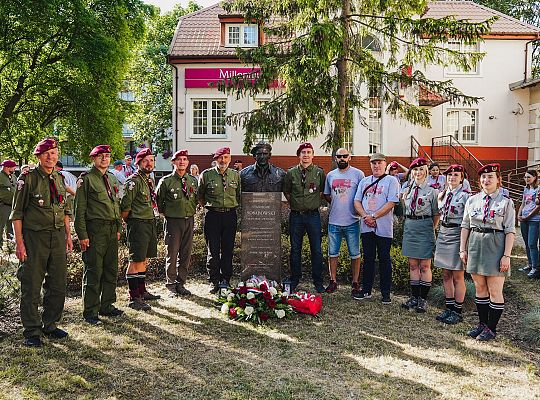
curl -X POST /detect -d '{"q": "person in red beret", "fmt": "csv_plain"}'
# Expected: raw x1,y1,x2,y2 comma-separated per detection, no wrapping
156,149,198,297
0,159,17,248
283,142,326,292
198,146,241,293
460,163,515,341
11,138,73,346
120,147,161,310
74,144,124,324
401,157,440,313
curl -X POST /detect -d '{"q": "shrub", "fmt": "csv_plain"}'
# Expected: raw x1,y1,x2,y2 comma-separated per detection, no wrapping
521,308,540,344
0,256,19,315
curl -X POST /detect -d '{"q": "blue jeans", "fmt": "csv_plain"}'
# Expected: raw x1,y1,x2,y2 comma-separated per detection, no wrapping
361,232,392,295
328,222,360,259
521,220,540,268
289,210,323,286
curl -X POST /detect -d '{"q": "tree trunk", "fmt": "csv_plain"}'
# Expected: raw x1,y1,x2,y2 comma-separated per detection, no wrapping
334,0,351,154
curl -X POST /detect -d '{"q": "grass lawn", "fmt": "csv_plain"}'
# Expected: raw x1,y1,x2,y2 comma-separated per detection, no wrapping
1,262,540,399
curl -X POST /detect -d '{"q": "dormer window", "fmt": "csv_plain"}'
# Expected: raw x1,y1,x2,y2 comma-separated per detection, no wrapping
225,24,258,47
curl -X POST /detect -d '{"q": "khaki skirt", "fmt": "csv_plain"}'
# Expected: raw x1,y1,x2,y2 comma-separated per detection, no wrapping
435,225,463,270
402,218,435,259
466,230,510,277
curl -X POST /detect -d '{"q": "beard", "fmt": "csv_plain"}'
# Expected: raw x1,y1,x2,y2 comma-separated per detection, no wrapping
337,161,349,170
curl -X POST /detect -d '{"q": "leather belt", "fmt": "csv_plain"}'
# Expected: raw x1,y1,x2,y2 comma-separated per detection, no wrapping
405,215,431,220
441,222,460,228
291,209,319,214
206,207,235,213
471,227,504,234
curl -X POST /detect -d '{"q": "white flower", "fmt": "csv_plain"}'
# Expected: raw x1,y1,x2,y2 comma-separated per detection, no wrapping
221,303,229,314
227,293,235,301
275,309,286,319
246,292,255,300
269,287,278,296
244,306,254,316
238,282,245,287
246,282,256,288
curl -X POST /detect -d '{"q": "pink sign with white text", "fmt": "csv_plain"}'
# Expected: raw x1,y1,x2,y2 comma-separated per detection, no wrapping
185,68,261,88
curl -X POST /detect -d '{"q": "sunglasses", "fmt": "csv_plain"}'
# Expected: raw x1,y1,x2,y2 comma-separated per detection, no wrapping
335,154,349,159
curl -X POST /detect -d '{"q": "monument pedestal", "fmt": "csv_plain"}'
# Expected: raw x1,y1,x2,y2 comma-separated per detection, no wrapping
241,192,282,282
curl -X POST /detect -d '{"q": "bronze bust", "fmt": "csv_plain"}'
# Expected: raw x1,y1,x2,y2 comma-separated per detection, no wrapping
240,142,285,192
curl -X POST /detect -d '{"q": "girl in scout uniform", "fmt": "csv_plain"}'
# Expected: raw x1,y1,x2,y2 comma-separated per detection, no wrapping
517,170,540,278
401,157,440,313
434,165,470,324
427,163,446,190
460,163,515,341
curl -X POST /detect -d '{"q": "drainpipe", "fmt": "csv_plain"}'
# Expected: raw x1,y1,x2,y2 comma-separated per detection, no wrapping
524,38,540,82
171,63,179,152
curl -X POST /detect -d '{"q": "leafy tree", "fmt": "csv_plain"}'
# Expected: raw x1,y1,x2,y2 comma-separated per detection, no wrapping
0,0,151,164
129,2,201,155
220,0,494,154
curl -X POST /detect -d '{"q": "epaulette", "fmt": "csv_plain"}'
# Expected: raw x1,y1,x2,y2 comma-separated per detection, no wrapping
76,171,89,188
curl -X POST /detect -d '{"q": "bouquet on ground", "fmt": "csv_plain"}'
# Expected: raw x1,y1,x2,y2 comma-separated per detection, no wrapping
218,276,294,324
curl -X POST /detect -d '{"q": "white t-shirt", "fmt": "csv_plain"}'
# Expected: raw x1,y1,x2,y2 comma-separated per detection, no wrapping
324,167,365,226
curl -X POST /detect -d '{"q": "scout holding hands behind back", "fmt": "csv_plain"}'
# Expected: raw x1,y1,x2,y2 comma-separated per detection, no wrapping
460,163,515,341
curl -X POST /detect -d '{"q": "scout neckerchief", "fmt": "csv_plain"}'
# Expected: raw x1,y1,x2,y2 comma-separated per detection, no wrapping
181,176,188,197
482,194,491,223
103,173,114,201
442,185,462,223
409,184,420,214
301,167,307,188
49,174,62,204
144,175,158,211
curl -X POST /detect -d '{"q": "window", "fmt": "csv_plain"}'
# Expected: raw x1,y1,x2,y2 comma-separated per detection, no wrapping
446,109,478,143
446,40,480,75
226,24,258,47
190,99,228,138
368,83,382,154
252,99,271,143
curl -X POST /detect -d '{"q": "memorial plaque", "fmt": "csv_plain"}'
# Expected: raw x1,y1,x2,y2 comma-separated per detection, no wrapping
241,192,282,281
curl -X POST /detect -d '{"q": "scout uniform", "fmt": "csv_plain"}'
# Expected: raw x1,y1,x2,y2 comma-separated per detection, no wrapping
198,147,241,291
74,145,123,323
434,166,470,271
11,139,71,345
462,163,516,341
283,142,326,291
120,148,159,306
156,149,198,296
0,160,16,248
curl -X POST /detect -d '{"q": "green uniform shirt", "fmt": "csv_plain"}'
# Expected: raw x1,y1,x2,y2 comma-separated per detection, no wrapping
121,171,156,220
198,167,241,209
283,164,325,211
10,165,71,230
0,170,15,205
74,166,122,240
156,171,198,218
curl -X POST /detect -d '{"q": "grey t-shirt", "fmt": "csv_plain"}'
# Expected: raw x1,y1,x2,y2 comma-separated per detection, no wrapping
324,166,365,226
355,175,400,238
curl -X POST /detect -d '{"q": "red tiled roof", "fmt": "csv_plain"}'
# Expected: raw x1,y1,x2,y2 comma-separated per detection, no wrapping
169,1,540,59
424,1,540,36
418,85,448,107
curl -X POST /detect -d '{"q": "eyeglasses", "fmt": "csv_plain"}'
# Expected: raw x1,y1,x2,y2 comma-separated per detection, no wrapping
335,154,349,159
96,154,111,160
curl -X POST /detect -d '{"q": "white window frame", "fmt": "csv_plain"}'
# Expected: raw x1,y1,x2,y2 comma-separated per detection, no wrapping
252,97,272,143
368,83,382,154
225,24,258,48
186,96,230,141
445,40,481,76
445,108,479,144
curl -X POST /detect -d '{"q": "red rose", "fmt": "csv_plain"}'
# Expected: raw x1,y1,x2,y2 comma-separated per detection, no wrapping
259,283,268,291
266,299,276,309
260,312,269,321
281,296,288,304
239,286,248,295
229,308,237,318
248,298,257,305
263,291,272,300
232,288,238,294
238,299,247,308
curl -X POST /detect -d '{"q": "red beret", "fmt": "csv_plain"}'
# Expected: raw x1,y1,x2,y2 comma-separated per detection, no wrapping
1,160,17,168
89,144,111,157
409,157,427,169
389,161,399,170
477,163,500,176
213,147,230,159
135,148,153,164
33,138,58,155
172,149,188,160
443,164,464,175
296,142,314,156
